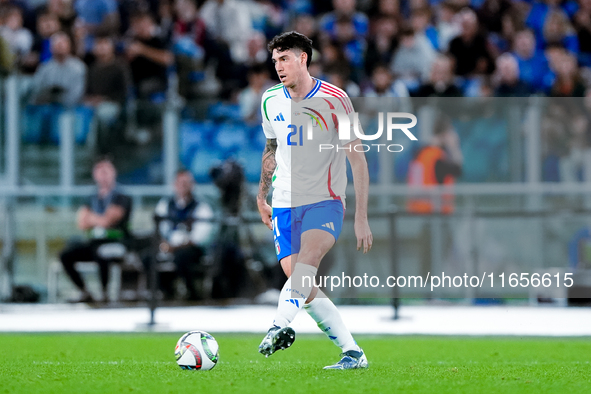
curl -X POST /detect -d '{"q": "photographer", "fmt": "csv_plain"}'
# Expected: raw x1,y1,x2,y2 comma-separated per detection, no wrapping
151,169,214,301
209,158,248,298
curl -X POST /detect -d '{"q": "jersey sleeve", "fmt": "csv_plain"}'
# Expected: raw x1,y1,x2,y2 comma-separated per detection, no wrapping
261,93,276,139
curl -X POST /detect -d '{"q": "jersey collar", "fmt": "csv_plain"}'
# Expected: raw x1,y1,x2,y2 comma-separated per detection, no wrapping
283,78,321,99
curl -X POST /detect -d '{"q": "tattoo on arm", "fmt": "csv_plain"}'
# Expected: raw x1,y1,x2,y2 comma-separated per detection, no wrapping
258,138,277,202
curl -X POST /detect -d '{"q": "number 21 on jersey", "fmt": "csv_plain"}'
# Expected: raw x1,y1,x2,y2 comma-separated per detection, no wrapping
287,124,304,146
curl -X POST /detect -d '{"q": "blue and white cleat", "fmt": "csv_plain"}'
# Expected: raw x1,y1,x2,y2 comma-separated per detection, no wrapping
258,326,296,357
323,349,369,370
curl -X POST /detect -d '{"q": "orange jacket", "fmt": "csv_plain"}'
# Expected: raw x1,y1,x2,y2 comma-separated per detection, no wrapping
407,146,456,214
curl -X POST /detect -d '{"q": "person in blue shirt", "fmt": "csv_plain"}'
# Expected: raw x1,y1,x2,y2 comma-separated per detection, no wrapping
539,9,579,53
526,0,579,40
319,0,369,40
74,0,120,55
511,29,554,94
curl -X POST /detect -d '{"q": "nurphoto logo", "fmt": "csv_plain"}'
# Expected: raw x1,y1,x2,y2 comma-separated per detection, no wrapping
312,112,418,152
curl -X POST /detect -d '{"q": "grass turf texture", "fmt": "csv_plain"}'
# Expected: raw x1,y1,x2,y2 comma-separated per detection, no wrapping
1,334,590,394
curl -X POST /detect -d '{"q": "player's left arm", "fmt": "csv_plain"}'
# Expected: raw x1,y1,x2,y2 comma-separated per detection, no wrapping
345,140,373,253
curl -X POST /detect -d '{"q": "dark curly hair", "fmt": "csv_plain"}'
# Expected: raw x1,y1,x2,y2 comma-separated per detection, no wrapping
267,31,313,68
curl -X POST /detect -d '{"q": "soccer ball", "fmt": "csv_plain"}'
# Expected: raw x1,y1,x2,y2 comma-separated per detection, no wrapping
175,331,219,370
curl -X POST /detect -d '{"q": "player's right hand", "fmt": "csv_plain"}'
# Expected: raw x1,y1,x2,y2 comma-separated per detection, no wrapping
257,201,273,230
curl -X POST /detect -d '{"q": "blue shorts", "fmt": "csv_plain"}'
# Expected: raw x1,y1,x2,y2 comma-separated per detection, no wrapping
271,200,344,262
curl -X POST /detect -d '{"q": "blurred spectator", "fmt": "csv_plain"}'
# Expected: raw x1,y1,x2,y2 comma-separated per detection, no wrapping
308,55,323,79
238,63,272,125
410,7,438,51
324,65,361,96
125,11,173,100
526,0,579,42
364,16,398,76
45,0,77,36
448,8,494,77
493,53,533,96
172,0,210,98
244,30,272,68
541,9,578,53
319,39,348,71
319,0,369,41
550,50,586,97
573,0,591,66
248,0,285,39
199,0,254,97
363,63,409,97
333,14,366,82
85,35,129,154
390,26,436,92
60,157,132,303
117,0,160,36
405,0,431,17
157,0,174,44
414,54,462,97
545,42,566,70
86,35,128,106
434,1,460,52
30,31,86,106
488,9,523,57
173,0,208,52
369,0,401,20
293,14,320,51
200,0,253,64
0,0,33,31
476,0,514,34
0,5,32,60
407,114,462,214
148,169,214,301
512,29,553,93
20,9,60,73
73,0,120,55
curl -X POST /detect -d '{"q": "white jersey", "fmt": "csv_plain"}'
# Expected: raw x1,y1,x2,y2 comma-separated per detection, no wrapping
260,78,358,208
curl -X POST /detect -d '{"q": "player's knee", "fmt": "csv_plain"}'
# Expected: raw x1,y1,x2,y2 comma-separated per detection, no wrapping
298,249,324,266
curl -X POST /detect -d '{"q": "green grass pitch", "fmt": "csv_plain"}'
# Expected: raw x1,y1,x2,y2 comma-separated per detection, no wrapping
1,333,590,393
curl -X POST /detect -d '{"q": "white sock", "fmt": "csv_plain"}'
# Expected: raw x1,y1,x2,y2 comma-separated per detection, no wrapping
272,263,317,328
304,289,360,353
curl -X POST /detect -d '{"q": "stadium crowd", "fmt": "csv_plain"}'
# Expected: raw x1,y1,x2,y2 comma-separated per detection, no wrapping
2,0,591,183
1,0,590,104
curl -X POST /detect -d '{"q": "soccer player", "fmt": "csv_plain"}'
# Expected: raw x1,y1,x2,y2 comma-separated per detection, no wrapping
256,31,372,370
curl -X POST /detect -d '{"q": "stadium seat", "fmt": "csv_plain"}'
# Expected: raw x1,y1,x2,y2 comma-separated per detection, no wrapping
189,148,225,183
249,124,267,151
207,103,242,122
47,258,122,304
233,149,263,183
213,122,249,153
179,120,216,168
22,105,94,145
47,240,147,303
